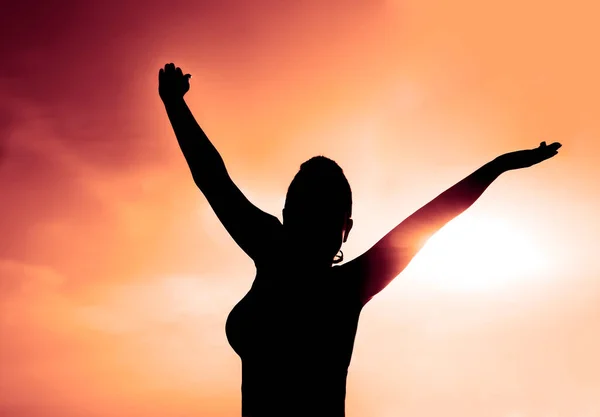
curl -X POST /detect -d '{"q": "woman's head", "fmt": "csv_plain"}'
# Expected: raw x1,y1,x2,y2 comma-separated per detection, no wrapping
282,156,353,265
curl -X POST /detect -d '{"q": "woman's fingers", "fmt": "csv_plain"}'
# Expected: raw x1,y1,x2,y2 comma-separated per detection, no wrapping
549,142,562,150
161,63,189,80
536,141,562,157
538,141,561,150
541,142,562,161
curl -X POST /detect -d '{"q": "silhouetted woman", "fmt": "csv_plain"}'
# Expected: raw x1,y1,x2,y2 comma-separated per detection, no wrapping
158,63,561,417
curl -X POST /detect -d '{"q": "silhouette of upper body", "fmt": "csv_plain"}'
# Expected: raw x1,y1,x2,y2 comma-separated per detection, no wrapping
158,63,562,417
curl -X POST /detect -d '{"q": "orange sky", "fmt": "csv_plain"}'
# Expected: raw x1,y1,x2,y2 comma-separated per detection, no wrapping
1,1,599,416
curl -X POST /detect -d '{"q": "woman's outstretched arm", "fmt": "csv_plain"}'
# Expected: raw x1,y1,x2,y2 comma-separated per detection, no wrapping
343,142,562,305
159,63,281,263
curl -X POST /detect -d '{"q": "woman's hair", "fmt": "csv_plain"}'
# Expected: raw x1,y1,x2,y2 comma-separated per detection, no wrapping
284,156,352,217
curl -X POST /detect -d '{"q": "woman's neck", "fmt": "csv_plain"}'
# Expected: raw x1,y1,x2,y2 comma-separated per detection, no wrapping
283,237,334,271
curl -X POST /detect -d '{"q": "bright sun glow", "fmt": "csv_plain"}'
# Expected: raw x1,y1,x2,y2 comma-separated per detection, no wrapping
404,214,548,293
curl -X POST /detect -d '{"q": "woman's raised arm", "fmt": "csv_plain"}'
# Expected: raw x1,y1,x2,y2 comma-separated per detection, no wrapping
159,63,281,263
342,142,562,305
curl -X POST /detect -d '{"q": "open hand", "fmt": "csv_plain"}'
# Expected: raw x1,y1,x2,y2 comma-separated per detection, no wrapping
496,141,562,171
159,63,192,102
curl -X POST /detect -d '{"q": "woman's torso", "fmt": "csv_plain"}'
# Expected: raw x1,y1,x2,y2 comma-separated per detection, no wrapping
226,258,364,417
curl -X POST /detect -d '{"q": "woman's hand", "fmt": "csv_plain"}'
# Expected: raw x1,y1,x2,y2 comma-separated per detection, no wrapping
159,63,192,103
496,141,562,171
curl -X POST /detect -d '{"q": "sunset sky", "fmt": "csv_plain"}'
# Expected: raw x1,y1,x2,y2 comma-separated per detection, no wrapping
1,0,599,416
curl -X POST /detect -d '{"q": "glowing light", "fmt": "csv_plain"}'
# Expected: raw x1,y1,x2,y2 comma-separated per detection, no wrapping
405,214,548,293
